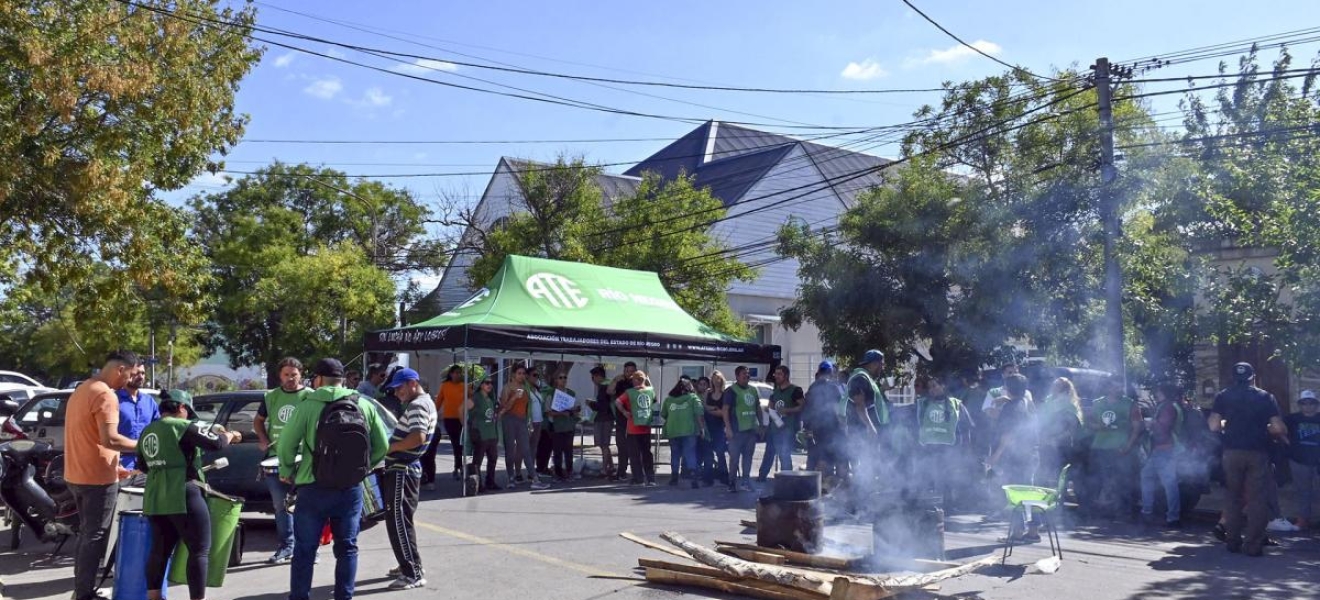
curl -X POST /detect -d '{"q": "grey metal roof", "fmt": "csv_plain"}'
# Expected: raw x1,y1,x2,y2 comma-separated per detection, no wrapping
502,157,641,204
626,121,890,207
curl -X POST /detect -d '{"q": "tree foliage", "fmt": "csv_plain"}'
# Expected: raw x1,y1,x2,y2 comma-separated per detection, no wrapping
0,0,259,295
458,158,754,336
191,163,439,384
778,70,1196,381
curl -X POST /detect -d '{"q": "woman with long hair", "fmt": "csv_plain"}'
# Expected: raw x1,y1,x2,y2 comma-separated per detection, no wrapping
698,371,730,485
468,379,501,491
1038,377,1083,484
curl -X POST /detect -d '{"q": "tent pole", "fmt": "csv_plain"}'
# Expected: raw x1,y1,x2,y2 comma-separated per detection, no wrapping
461,347,469,498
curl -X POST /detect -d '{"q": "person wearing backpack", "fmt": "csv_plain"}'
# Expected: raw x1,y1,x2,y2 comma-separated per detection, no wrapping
278,358,391,600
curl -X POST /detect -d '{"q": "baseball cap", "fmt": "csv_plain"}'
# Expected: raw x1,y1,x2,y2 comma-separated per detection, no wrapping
1232,362,1255,382
861,349,885,365
386,367,420,390
314,358,345,378
160,389,196,419
817,360,836,374
1301,389,1318,403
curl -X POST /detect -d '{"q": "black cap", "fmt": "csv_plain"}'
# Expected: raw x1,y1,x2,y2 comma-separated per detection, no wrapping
590,366,606,378
314,358,345,378
1233,362,1255,382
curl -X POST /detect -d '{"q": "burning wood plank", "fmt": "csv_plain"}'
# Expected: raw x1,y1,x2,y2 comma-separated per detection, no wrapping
661,531,840,595
619,532,694,561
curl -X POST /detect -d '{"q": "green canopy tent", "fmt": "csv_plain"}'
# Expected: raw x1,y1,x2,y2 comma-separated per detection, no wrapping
365,255,780,494
365,254,781,364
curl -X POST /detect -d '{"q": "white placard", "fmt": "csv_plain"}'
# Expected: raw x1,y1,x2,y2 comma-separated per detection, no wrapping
551,389,577,412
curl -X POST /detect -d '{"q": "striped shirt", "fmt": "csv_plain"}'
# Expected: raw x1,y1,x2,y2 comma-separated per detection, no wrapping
385,392,437,472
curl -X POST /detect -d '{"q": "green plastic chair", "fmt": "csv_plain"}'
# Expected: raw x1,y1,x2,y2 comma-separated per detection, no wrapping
1001,464,1069,563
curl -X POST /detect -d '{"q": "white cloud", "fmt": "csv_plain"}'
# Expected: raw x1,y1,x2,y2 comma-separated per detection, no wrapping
188,171,232,189
362,87,392,107
906,39,1002,67
840,58,888,81
303,76,343,99
391,58,459,76
272,52,295,68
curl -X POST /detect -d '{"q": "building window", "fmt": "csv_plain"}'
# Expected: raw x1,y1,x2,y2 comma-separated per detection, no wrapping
681,366,705,380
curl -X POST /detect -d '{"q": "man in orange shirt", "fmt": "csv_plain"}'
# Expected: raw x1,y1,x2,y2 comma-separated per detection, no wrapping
65,350,143,600
421,365,469,490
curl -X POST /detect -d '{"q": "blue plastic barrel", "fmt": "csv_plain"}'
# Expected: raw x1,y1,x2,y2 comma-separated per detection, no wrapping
113,511,168,599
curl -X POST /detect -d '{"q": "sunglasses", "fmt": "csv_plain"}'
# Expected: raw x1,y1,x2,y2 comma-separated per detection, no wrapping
556,376,568,380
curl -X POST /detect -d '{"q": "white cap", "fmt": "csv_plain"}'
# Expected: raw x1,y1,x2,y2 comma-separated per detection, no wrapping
1301,389,1317,401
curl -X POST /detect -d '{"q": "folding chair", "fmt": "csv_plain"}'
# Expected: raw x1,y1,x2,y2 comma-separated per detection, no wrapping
1001,464,1068,563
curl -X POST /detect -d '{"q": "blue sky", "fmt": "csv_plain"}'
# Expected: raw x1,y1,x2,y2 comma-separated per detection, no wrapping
177,0,1320,287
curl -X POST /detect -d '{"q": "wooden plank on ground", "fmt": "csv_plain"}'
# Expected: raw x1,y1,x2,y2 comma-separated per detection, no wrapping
619,532,693,561
661,531,844,596
645,567,826,600
719,545,789,565
742,519,759,529
715,540,855,569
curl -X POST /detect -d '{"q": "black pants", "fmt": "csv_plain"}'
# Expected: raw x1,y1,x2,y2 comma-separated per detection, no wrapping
536,423,554,472
421,418,464,483
472,435,499,484
552,431,575,478
147,483,211,600
629,432,654,482
381,469,423,579
69,481,118,600
615,420,633,477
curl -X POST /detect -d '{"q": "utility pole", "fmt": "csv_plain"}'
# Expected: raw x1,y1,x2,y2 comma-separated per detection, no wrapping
1093,57,1127,384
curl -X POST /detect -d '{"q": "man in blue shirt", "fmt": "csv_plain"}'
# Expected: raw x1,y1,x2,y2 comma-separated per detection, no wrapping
116,367,158,470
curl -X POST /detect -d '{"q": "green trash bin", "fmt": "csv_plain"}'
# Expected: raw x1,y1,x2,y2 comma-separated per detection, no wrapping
168,493,243,587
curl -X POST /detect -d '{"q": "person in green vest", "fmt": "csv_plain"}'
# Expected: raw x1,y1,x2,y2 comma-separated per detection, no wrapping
252,356,309,564
141,391,242,600
915,375,974,508
469,379,501,492
758,365,805,481
721,366,765,493
1037,377,1083,489
617,370,659,486
845,350,889,487
1085,376,1144,519
662,379,705,489
546,372,580,482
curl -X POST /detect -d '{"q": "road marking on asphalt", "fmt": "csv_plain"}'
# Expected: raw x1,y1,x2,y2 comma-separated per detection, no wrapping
414,520,623,578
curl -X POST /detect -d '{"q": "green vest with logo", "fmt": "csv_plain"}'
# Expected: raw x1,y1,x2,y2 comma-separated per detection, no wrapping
662,393,700,439
1091,396,1135,450
848,368,889,425
140,417,197,516
917,396,962,446
470,391,498,440
770,385,803,431
729,384,759,432
628,387,656,426
264,387,308,455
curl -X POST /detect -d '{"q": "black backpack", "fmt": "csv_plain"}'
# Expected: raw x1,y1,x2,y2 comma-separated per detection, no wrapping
313,393,372,490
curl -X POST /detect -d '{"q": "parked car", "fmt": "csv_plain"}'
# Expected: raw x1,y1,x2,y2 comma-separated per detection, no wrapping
1,389,160,446
0,385,56,425
0,371,43,388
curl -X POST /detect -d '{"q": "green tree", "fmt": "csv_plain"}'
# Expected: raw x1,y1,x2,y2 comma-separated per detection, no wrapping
0,0,259,299
1178,48,1320,368
192,163,439,385
460,158,753,336
778,70,1193,380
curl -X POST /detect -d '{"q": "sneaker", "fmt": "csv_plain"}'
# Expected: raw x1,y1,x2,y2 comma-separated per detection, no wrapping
515,473,526,483
267,548,293,564
1265,536,1280,547
728,484,739,493
1267,518,1300,532
1164,520,1183,530
739,482,754,492
755,476,768,483
645,479,658,487
387,567,402,578
530,479,551,490
389,576,426,590
1213,523,1228,542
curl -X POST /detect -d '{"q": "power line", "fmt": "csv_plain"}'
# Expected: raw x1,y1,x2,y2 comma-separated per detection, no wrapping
899,0,1071,83
242,137,679,145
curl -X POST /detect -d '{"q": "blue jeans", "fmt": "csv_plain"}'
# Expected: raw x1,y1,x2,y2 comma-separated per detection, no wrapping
291,484,362,600
669,436,698,478
729,430,758,485
759,426,795,478
1141,447,1181,522
699,415,728,483
265,474,295,552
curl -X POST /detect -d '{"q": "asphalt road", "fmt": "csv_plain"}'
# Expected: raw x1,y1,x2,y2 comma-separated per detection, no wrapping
3,446,1319,600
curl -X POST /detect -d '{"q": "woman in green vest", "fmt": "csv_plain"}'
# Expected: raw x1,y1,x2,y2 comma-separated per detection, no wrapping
1085,376,1144,518
915,376,973,508
469,379,501,492
141,392,242,600
546,372,580,481
662,379,705,489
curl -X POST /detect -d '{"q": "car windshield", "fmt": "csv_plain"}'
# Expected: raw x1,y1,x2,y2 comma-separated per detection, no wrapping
15,394,69,426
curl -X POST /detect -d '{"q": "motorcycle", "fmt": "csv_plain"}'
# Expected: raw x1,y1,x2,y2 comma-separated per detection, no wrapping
0,439,78,552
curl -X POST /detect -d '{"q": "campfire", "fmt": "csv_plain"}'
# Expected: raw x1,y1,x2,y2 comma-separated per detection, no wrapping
621,471,995,600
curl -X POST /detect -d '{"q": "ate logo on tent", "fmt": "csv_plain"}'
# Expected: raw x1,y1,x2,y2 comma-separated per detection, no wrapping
525,273,588,309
